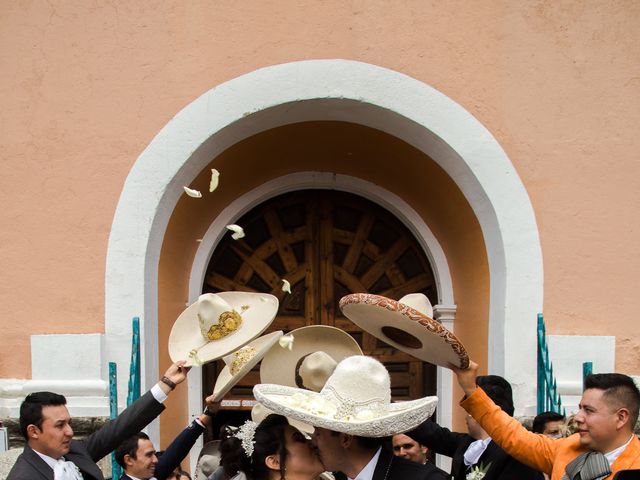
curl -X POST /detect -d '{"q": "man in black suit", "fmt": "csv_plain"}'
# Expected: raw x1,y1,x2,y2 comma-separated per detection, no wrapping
7,361,188,480
313,428,449,480
115,401,219,480
408,375,539,480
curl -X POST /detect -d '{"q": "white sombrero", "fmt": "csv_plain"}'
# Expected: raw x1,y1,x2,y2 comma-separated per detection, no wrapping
251,402,314,436
260,325,363,391
254,355,438,437
211,330,284,401
169,292,279,367
339,293,469,368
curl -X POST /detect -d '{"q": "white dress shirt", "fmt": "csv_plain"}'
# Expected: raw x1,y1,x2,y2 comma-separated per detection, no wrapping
348,447,382,480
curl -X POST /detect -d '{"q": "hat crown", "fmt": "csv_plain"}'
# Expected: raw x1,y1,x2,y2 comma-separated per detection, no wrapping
298,351,337,392
399,293,433,318
197,293,241,339
321,356,390,415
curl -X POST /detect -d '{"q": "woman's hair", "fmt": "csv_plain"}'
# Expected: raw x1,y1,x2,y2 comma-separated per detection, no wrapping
220,414,289,480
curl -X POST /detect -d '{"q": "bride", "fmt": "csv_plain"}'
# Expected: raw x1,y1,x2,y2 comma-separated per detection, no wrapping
218,414,324,480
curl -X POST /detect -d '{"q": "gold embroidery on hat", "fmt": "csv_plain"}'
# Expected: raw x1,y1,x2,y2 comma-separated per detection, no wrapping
230,345,257,375
205,310,242,341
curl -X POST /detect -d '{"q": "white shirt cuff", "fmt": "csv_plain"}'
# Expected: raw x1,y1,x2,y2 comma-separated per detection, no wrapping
151,383,169,403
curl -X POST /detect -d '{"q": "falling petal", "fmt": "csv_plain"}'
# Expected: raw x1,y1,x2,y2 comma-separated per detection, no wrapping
226,224,245,240
183,186,202,198
279,334,295,351
196,238,203,243
209,169,220,192
281,279,292,294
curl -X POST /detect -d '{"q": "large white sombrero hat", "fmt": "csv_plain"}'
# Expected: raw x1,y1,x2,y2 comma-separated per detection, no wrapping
251,402,314,436
260,325,363,391
169,292,279,367
339,293,469,368
211,330,284,401
254,355,438,437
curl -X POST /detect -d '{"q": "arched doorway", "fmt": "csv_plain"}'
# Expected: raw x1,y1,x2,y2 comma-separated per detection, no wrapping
202,190,438,414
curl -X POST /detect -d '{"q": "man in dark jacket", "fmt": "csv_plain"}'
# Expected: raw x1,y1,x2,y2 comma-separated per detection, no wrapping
408,375,539,480
7,361,188,480
115,403,218,480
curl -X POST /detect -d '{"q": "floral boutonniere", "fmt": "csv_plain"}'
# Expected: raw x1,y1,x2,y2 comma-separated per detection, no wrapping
466,462,491,480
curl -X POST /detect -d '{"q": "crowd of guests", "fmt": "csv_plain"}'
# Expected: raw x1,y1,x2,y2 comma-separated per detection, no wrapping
5,291,640,480
6,356,640,480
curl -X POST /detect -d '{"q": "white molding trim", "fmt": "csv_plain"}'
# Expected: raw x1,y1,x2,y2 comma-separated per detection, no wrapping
105,59,543,443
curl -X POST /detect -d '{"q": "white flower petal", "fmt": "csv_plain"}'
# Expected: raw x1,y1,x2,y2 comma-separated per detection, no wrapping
279,334,295,351
209,168,220,192
196,238,203,243
183,186,202,198
226,224,245,240
281,279,292,294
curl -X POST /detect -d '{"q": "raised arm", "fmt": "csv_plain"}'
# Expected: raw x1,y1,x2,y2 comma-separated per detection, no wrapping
84,361,189,461
452,361,560,475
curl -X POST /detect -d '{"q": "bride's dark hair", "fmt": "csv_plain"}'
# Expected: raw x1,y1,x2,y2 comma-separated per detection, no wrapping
220,414,289,480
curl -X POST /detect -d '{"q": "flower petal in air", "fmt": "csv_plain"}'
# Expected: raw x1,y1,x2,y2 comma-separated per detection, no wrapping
183,186,202,198
279,334,294,351
209,169,220,192
281,279,292,294
226,224,245,240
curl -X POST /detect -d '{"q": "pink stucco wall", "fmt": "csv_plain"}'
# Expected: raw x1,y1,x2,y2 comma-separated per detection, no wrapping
1,1,639,396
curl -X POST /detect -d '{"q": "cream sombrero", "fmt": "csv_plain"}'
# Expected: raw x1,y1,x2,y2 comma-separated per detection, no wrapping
260,325,363,391
254,355,438,437
251,402,314,436
211,330,284,401
169,292,279,367
339,293,469,368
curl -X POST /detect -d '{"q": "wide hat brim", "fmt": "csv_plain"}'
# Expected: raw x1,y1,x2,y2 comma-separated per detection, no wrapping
260,325,363,388
254,383,438,437
211,330,284,402
169,292,279,367
339,293,469,368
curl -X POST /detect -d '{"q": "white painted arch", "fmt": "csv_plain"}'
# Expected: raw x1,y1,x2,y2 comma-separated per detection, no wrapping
105,59,543,441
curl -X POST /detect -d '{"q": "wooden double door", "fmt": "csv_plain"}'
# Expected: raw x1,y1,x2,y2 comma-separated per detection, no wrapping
203,190,438,407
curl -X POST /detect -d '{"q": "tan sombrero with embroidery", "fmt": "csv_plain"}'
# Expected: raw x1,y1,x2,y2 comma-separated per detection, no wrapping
339,293,469,368
211,330,284,401
169,292,279,367
260,325,363,391
254,355,438,437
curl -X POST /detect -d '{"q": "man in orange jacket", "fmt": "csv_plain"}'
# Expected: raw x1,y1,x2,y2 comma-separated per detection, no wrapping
452,361,640,480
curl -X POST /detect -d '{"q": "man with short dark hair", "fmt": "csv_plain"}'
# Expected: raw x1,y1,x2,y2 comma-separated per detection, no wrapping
407,375,540,480
115,402,218,480
392,433,429,465
454,361,640,480
532,412,566,437
7,361,188,480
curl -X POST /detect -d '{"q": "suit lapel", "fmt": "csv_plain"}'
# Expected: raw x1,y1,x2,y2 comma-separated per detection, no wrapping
610,436,640,474
22,445,55,480
371,447,394,480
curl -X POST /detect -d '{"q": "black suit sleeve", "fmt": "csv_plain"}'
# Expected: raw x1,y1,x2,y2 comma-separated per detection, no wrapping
407,420,469,458
423,462,451,479
154,420,206,480
82,389,166,461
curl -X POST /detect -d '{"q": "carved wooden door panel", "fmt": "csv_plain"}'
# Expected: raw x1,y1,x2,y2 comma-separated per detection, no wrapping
202,190,438,407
